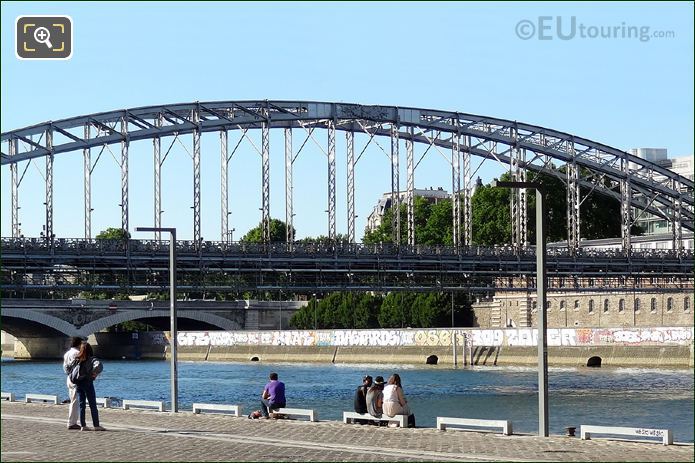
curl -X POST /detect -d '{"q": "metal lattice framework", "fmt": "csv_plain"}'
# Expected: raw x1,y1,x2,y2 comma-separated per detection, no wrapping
2,100,693,257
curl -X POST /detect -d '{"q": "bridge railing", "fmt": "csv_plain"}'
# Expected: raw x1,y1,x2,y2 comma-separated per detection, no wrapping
0,237,691,261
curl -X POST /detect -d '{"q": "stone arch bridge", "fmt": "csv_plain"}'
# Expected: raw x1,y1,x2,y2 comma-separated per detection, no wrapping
1,298,304,358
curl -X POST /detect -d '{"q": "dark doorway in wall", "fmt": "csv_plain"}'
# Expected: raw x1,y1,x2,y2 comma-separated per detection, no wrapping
250,356,259,362
426,355,438,365
586,356,602,367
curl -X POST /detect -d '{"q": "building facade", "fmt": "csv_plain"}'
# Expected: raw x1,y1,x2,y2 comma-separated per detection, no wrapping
471,289,693,329
629,148,694,235
365,187,451,231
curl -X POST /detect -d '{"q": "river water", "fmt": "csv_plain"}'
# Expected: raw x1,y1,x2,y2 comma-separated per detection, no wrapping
2,359,693,442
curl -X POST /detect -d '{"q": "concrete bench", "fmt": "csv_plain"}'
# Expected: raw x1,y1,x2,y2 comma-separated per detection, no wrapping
273,407,318,422
343,411,407,428
122,399,165,412
192,403,242,417
581,425,673,445
1,392,15,402
25,393,59,404
96,397,112,408
437,417,512,435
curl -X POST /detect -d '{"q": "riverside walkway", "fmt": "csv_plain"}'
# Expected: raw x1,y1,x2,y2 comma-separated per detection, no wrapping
1,402,693,462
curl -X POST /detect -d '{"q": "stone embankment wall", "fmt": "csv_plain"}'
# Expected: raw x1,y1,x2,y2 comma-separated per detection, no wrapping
173,326,694,368
7,327,694,368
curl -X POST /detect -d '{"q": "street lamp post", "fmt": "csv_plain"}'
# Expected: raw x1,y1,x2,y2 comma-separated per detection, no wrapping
135,226,178,413
492,180,548,437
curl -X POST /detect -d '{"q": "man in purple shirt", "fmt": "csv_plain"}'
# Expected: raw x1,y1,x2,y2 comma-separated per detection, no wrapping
260,372,286,418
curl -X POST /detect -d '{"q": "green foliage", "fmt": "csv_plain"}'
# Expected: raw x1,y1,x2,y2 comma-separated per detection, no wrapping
240,219,294,243
364,170,636,247
378,292,416,327
96,227,130,240
297,234,350,245
106,320,153,333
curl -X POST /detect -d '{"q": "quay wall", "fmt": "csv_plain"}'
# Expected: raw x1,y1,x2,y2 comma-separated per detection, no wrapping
7,326,694,367
172,326,694,367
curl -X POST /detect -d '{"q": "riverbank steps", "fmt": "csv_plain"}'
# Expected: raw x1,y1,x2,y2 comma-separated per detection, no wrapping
2,401,693,462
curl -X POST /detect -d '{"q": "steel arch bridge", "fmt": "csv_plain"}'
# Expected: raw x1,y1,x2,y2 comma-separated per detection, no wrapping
1,100,693,294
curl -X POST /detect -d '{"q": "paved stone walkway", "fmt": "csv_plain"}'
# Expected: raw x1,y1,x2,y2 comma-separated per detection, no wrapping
1,402,693,462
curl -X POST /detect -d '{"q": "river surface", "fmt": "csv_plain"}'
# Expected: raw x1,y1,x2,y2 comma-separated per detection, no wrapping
2,359,693,442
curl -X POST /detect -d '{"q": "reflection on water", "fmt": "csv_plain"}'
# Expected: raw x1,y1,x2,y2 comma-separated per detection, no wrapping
2,359,692,441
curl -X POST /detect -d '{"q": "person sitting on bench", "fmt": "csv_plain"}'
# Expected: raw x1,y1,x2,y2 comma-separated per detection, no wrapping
260,372,286,419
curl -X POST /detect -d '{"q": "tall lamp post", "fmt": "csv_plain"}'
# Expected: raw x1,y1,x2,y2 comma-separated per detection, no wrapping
492,180,548,437
135,226,178,413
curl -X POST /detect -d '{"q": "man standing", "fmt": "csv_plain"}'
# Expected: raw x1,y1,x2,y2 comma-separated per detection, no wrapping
260,372,286,418
62,337,82,430
353,375,373,424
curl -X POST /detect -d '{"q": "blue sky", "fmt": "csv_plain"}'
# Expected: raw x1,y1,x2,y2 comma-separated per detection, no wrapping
1,1,693,241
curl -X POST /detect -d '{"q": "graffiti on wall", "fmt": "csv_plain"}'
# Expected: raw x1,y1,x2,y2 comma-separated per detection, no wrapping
177,326,693,348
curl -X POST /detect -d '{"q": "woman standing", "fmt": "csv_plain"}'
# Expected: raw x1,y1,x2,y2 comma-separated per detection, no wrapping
74,342,105,431
382,373,416,427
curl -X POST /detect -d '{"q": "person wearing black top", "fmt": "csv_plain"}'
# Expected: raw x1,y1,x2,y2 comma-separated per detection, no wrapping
353,375,373,424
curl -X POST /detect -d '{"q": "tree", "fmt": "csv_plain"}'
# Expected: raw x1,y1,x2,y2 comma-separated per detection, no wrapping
378,292,416,328
297,234,350,245
471,184,511,245
240,219,294,243
96,227,130,240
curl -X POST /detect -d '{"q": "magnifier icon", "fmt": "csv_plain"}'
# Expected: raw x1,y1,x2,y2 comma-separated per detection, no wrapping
33,27,53,49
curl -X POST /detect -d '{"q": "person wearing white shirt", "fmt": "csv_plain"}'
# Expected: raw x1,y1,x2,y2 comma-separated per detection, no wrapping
62,337,82,430
382,373,416,427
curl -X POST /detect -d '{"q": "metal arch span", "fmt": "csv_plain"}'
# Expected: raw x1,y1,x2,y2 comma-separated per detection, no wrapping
2,100,693,253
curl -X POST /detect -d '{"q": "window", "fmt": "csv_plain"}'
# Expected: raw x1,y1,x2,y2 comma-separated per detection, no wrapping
574,300,580,311
532,300,537,311
603,299,609,313
650,298,657,313
667,297,673,313
618,299,625,313
547,301,552,312
560,300,566,311
685,297,691,313
588,300,594,314
634,298,641,313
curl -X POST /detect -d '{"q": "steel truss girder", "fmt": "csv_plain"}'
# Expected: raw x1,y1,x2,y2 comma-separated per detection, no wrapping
327,121,336,240
346,131,355,244
45,127,53,241
391,124,400,245
83,124,91,239
462,137,472,246
193,108,201,245
672,178,683,256
120,117,129,234
406,127,415,247
452,130,461,248
153,115,163,241
220,129,228,243
566,146,580,254
621,156,632,254
510,125,527,249
10,139,18,238
261,121,270,243
2,101,692,238
285,128,294,244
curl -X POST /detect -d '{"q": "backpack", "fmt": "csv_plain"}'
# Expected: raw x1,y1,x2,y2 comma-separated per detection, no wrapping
69,361,87,383
69,357,102,383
